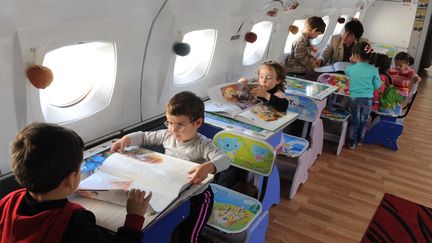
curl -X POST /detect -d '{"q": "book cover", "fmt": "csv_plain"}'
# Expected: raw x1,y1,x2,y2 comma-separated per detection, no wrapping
314,61,351,73
77,147,212,212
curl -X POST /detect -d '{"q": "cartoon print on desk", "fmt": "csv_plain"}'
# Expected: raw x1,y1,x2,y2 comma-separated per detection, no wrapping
285,94,318,122
251,144,269,162
217,137,243,156
210,184,261,232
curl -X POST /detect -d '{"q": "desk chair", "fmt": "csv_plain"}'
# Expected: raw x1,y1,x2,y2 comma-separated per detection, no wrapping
282,94,320,198
318,73,351,155
204,130,277,243
364,84,419,151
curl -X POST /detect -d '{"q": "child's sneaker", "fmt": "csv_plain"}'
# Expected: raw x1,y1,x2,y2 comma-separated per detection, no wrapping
348,144,356,150
357,142,363,146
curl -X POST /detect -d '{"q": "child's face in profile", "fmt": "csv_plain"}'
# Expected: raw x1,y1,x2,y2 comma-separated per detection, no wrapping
309,29,323,39
165,113,201,142
258,66,280,91
395,60,409,71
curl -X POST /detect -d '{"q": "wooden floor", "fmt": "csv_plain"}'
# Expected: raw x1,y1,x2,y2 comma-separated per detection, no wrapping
266,72,432,243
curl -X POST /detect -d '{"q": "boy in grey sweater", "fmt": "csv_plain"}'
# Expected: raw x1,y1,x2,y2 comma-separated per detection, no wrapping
111,91,230,243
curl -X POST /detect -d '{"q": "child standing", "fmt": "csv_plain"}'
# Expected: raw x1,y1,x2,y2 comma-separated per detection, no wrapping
286,16,326,75
0,123,151,242
238,61,289,112
388,52,421,98
345,42,382,149
110,91,230,243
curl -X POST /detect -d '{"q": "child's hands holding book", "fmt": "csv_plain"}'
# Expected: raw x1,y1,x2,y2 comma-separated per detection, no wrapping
188,162,216,184
110,136,132,153
126,189,152,216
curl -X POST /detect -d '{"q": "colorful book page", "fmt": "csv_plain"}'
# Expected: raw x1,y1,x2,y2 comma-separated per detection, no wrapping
285,76,338,100
317,73,350,96
208,183,262,234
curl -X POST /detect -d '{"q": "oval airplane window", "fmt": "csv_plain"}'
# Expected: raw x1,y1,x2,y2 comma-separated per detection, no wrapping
38,41,116,124
311,15,330,45
354,11,360,19
284,19,305,54
174,29,217,85
332,15,349,35
242,21,273,66
41,42,115,107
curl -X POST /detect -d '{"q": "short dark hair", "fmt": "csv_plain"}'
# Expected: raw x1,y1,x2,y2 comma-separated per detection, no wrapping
306,16,326,33
373,53,392,74
260,61,287,91
166,91,204,121
394,52,415,66
352,41,374,61
344,19,364,39
10,123,84,193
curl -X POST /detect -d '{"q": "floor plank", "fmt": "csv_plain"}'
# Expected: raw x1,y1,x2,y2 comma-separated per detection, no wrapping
266,72,432,242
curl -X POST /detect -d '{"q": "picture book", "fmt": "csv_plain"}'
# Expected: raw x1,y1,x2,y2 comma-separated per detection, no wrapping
233,104,298,131
314,61,351,73
205,82,262,117
285,76,338,100
77,147,213,213
317,73,350,96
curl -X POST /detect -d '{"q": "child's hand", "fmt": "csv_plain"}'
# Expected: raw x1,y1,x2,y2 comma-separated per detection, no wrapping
250,86,270,100
110,136,131,153
126,189,152,216
188,162,216,184
238,78,248,84
413,75,422,83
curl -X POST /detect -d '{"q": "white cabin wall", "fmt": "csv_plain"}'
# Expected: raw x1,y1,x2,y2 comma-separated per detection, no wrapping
362,1,417,48
0,0,164,174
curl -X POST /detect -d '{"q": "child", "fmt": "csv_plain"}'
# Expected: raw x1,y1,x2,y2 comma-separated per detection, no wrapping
372,53,392,111
387,52,421,98
110,91,230,243
286,16,326,75
0,123,151,242
345,42,382,149
238,61,289,112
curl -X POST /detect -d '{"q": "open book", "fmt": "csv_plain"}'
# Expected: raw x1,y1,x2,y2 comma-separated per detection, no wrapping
314,61,351,73
77,147,213,213
206,82,262,116
206,82,298,131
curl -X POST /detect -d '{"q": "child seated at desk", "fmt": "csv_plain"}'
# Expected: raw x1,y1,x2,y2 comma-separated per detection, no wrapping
0,123,152,242
111,91,231,243
238,61,289,112
387,52,421,99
